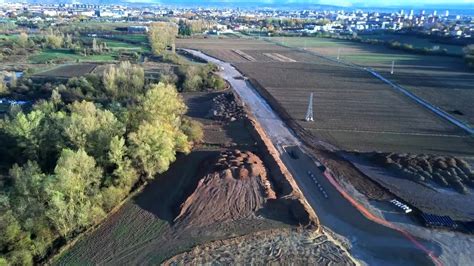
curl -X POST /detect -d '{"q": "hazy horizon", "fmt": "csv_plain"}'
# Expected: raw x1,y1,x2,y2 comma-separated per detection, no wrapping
124,0,474,8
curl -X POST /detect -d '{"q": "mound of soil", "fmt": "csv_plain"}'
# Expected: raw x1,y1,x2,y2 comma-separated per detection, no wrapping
367,152,474,194
164,228,354,265
209,93,246,122
174,150,276,228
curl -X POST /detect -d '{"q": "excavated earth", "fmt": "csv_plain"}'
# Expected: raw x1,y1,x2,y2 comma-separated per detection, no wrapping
174,149,276,228
164,228,355,265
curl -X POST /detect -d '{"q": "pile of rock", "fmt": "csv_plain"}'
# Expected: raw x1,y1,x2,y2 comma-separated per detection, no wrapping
210,93,246,122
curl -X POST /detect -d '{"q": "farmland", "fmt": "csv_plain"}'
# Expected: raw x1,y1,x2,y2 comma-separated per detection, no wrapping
177,38,474,157
358,33,465,56
28,49,116,64
270,36,474,128
33,63,97,78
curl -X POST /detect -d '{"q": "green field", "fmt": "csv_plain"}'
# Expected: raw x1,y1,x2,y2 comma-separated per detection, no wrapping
0,34,19,40
28,49,116,64
117,34,148,43
271,37,422,65
82,37,149,52
359,33,464,56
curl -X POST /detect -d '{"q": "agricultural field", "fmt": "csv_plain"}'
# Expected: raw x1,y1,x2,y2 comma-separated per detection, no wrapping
81,36,150,52
33,63,97,78
28,49,116,64
116,34,148,43
270,36,474,128
177,38,474,157
359,33,465,56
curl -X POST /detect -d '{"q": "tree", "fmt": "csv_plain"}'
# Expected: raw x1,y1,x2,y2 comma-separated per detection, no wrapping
128,83,191,178
131,83,187,128
106,136,138,189
102,62,145,100
129,120,177,179
63,101,125,162
44,149,105,237
45,29,63,49
2,109,45,160
149,22,178,55
180,117,203,144
17,32,28,48
0,76,7,94
103,65,117,96
92,38,98,53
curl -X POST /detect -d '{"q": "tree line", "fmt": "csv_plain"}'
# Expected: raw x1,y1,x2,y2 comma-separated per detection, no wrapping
0,62,203,265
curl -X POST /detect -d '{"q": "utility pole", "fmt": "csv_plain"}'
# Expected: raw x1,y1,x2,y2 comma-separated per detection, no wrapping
390,60,395,74
305,92,314,122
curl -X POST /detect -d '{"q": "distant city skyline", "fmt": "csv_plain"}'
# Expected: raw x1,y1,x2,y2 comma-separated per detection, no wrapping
124,0,474,8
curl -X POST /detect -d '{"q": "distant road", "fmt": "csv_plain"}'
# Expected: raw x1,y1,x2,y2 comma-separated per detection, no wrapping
183,49,441,266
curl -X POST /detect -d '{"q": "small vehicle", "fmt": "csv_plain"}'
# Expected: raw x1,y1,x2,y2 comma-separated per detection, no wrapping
289,150,299,159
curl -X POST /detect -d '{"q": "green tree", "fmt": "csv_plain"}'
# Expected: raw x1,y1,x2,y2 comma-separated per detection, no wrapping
2,110,45,159
103,65,117,96
63,101,124,161
149,22,178,55
180,117,204,144
17,32,28,48
44,149,105,237
0,76,7,94
129,120,177,179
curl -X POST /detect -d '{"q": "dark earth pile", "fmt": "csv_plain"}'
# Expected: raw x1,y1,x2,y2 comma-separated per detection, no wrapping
368,152,474,194
209,93,246,122
174,150,276,228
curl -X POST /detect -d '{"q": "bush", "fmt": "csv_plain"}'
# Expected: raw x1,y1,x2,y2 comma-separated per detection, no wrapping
181,117,204,144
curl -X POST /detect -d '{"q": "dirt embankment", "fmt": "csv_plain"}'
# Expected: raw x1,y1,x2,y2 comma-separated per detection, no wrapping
174,150,276,228
164,228,355,265
238,93,320,228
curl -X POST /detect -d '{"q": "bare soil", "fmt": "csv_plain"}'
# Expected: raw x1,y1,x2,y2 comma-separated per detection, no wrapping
164,228,355,265
33,63,97,78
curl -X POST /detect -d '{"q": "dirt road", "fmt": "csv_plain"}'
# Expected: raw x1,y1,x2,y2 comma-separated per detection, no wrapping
183,49,441,265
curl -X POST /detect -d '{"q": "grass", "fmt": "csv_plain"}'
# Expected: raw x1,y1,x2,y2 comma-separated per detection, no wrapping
28,49,116,64
82,37,149,51
0,34,18,40
359,33,464,56
270,36,425,65
343,54,420,64
117,34,148,43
